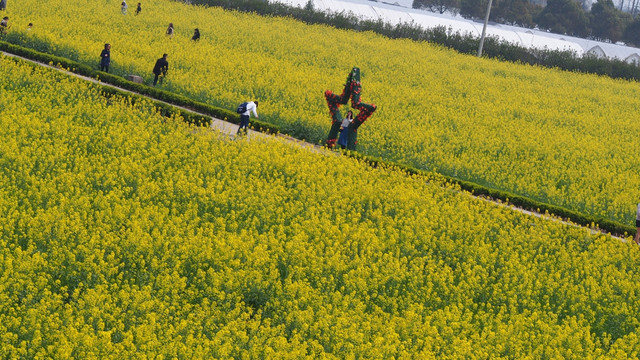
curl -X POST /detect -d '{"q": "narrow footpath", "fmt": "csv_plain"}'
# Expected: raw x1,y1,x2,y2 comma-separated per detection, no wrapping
1,50,628,243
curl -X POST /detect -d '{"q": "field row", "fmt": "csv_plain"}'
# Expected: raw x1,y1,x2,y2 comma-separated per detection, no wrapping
4,0,640,225
1,55,640,357
7,0,640,225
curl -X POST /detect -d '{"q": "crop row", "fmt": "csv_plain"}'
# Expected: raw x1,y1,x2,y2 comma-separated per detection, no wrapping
3,0,640,225
2,55,640,357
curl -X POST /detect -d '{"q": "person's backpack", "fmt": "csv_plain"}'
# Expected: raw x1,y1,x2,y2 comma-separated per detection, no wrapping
236,102,248,114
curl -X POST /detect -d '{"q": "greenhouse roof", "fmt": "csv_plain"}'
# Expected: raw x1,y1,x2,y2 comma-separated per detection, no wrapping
275,0,640,62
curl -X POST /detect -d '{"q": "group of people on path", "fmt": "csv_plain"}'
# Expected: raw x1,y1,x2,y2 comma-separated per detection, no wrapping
111,1,259,134
4,0,356,147
98,2,261,137
4,0,252,134
99,2,200,86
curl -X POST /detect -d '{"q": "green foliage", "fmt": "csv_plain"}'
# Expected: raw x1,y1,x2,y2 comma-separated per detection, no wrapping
590,0,632,43
459,0,488,19
492,0,542,28
414,0,461,15
535,0,590,37
622,17,640,47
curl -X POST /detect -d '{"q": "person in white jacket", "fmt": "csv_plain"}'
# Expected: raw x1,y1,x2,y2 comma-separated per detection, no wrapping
237,101,259,135
337,110,354,149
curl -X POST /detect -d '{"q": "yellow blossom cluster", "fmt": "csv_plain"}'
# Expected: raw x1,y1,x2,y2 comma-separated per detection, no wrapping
2,55,640,357
4,0,640,224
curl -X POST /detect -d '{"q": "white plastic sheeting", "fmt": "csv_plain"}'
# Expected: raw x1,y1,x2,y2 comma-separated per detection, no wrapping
625,53,640,65
274,0,640,61
586,46,606,58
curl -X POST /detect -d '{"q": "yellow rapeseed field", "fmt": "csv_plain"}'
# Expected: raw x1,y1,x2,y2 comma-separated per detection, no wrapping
2,54,640,357
4,1,640,223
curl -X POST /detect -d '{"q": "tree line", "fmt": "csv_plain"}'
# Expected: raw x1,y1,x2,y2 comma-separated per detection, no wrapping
414,0,640,45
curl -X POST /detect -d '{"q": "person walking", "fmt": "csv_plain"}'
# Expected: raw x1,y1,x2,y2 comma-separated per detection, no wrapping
0,0,6,11
99,43,111,73
152,53,169,86
337,110,354,149
191,28,200,41
236,101,259,135
135,2,141,15
121,0,128,14
166,23,174,37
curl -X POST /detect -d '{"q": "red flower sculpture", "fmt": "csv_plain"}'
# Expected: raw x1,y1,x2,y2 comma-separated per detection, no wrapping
325,67,377,150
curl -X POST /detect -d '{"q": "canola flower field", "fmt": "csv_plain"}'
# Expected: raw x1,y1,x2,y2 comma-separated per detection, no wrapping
3,55,640,357
4,0,640,226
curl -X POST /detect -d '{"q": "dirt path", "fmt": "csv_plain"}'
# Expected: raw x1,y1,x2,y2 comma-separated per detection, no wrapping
1,50,629,243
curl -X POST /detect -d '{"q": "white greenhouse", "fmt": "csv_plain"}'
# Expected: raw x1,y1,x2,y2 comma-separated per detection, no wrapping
275,0,640,63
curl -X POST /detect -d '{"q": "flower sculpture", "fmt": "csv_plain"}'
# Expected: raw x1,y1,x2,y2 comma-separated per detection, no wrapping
325,67,377,150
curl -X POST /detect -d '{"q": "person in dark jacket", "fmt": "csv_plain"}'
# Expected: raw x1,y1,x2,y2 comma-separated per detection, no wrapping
152,53,169,86
135,2,141,15
191,28,200,41
0,0,7,11
99,43,111,72
0,16,9,35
